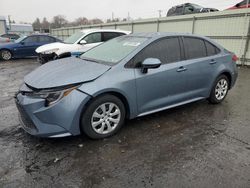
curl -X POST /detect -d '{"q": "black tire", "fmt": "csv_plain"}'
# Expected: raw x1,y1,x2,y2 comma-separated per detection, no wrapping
208,75,229,104
81,94,126,139
0,49,12,61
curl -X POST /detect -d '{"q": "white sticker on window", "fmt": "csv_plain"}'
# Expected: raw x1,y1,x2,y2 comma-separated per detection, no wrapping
123,42,141,47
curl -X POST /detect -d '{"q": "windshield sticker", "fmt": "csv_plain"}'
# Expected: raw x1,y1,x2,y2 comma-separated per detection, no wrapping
123,42,141,47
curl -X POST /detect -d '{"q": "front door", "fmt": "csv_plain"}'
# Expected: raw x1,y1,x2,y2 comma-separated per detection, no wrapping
132,37,189,115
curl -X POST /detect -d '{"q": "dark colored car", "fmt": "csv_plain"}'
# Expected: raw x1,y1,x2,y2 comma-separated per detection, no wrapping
0,35,61,61
167,3,218,16
1,33,20,40
16,33,238,139
227,0,250,10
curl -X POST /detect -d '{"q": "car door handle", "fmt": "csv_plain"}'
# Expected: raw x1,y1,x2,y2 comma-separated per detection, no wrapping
209,59,217,65
177,66,187,72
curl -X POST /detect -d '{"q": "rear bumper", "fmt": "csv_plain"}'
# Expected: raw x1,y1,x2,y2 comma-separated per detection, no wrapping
15,89,91,138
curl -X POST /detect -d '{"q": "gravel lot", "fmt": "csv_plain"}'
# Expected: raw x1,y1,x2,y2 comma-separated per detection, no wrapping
0,59,249,188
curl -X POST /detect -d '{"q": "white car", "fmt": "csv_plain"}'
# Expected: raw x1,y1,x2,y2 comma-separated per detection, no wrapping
36,29,131,64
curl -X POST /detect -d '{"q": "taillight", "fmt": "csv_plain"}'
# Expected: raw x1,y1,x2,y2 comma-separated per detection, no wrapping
232,54,238,62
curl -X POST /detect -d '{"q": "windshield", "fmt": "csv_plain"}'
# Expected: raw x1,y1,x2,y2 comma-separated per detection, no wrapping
15,35,27,43
80,36,148,65
64,31,84,44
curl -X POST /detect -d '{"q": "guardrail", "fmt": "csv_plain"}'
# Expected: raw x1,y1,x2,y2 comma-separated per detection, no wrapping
51,9,250,65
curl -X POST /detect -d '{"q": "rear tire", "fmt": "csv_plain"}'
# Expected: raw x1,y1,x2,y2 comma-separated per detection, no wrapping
0,50,12,61
208,75,229,104
81,94,126,139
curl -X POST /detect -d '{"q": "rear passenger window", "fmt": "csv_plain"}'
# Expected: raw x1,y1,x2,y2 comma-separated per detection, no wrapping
39,36,55,42
133,37,181,67
205,40,220,56
184,37,206,59
103,32,125,42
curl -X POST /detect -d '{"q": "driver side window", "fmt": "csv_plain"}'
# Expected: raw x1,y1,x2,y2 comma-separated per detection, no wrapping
83,33,101,44
131,37,181,68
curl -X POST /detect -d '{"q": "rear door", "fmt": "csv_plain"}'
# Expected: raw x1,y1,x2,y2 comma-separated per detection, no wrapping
132,37,189,114
181,36,221,98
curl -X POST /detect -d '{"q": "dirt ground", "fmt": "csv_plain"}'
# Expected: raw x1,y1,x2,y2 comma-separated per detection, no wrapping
0,59,249,188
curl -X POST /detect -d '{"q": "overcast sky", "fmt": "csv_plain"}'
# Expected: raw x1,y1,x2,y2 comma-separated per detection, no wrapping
0,0,241,23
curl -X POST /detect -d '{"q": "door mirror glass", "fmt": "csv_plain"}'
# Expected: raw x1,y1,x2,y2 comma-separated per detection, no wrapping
20,41,25,45
141,58,161,73
80,40,87,45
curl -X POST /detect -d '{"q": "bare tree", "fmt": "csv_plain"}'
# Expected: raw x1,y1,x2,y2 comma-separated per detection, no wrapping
51,15,68,28
73,17,89,26
32,18,41,30
41,17,50,29
89,18,103,25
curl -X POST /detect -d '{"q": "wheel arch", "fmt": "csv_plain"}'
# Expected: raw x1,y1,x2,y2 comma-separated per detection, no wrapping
0,48,13,60
0,48,13,55
219,71,232,89
80,90,132,121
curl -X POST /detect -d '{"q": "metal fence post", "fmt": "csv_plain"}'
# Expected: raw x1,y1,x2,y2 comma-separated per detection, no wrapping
131,22,134,33
192,16,196,34
157,19,160,32
242,14,250,65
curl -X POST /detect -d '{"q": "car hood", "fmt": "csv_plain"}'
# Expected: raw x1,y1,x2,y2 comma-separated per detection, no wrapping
24,57,111,89
36,42,73,53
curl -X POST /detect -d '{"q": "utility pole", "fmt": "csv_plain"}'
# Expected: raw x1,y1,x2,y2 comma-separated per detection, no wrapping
8,15,11,31
158,10,162,18
112,12,114,21
127,12,130,21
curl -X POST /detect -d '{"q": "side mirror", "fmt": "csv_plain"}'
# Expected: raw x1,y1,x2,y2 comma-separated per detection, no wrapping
20,41,25,45
80,40,87,45
141,58,161,74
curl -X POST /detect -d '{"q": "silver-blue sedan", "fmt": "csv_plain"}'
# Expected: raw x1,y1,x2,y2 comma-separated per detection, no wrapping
15,33,238,139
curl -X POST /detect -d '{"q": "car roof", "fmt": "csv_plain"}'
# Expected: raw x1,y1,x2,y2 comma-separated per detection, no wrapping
129,32,206,38
79,29,131,35
29,34,56,37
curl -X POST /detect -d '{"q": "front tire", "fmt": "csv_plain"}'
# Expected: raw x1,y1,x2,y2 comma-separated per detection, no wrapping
0,50,12,61
81,94,126,139
208,75,229,104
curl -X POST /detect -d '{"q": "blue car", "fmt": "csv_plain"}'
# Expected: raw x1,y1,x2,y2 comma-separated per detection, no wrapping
15,33,238,139
0,34,61,61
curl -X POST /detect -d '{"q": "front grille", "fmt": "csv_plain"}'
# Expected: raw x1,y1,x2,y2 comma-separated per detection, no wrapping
16,100,37,132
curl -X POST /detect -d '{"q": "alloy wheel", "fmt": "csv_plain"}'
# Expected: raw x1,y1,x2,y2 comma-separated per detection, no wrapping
215,78,228,100
91,102,121,134
1,50,12,60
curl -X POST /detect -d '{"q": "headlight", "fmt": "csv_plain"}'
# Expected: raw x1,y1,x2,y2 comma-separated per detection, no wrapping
43,48,59,54
26,86,77,106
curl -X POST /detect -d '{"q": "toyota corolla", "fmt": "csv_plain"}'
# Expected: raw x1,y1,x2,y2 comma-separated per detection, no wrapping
15,33,238,139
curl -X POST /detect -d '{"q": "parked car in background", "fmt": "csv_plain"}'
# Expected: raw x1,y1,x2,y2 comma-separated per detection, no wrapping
0,34,61,61
0,34,20,43
1,33,20,40
16,33,238,139
167,3,218,16
36,29,131,64
227,0,250,10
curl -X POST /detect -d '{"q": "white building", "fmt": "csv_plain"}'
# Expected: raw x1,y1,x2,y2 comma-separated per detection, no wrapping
0,16,7,35
7,23,33,35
